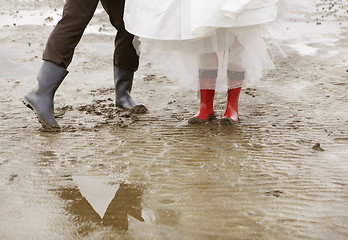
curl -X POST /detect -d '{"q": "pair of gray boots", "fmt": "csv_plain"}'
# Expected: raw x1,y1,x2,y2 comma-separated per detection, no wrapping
23,61,143,131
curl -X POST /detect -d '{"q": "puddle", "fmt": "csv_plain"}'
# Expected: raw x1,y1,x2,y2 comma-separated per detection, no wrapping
59,178,144,232
278,21,347,56
1,0,348,239
0,49,37,78
287,43,318,56
0,9,63,27
72,176,120,219
0,8,115,35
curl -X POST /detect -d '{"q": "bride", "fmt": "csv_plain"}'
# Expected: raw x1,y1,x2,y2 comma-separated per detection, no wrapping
123,0,303,124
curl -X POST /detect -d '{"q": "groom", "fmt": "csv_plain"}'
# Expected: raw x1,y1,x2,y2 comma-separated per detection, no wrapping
23,0,145,131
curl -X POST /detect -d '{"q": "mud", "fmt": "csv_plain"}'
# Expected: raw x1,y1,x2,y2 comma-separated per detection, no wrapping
0,0,348,239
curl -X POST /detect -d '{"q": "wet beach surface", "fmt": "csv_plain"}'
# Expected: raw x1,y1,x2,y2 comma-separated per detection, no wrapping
1,1,348,239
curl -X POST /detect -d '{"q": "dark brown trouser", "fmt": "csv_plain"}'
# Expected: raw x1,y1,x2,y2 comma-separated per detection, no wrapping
43,0,139,71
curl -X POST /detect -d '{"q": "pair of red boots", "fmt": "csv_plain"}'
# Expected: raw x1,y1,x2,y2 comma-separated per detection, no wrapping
188,88,241,124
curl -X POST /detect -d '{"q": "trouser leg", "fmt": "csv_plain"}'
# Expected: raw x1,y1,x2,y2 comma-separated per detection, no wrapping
101,0,139,71
100,0,145,111
43,0,99,69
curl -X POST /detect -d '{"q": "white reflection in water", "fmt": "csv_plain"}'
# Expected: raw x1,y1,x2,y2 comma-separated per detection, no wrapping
287,43,318,56
73,176,119,219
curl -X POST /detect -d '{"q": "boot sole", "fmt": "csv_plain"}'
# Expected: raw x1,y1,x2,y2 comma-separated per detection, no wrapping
220,117,239,125
129,104,148,114
188,114,216,124
22,97,61,132
116,104,148,114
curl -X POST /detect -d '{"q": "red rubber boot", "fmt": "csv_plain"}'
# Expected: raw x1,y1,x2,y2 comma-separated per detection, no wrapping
221,87,241,125
188,89,216,124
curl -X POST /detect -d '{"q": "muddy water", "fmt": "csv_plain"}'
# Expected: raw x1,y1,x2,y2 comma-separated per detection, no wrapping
1,1,348,239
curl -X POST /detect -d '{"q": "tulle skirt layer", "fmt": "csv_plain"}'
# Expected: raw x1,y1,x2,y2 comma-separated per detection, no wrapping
135,26,276,91
124,0,309,91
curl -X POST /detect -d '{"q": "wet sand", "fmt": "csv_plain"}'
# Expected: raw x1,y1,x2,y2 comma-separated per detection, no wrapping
0,1,348,239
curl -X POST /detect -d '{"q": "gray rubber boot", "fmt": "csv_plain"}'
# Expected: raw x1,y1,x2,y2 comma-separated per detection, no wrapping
114,66,137,110
23,61,68,130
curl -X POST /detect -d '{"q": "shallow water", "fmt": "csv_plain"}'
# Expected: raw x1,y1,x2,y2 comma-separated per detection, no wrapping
0,0,348,239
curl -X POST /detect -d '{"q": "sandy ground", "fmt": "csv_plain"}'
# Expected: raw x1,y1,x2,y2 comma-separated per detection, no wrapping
0,0,348,239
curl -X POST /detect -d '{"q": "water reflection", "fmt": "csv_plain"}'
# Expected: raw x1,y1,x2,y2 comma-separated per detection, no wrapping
58,176,143,233
36,150,58,166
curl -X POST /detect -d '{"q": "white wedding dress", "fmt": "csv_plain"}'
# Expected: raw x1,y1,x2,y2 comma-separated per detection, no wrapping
124,0,304,91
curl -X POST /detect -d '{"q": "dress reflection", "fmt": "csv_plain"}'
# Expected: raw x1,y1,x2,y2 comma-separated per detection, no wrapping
58,177,143,234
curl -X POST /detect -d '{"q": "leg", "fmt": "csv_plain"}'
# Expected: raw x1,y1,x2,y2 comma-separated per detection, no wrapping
188,53,217,124
221,42,245,125
101,0,139,71
24,0,99,130
221,70,244,125
23,61,68,131
101,0,146,112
